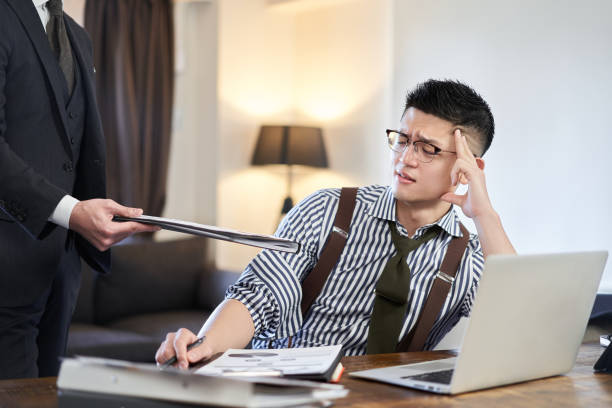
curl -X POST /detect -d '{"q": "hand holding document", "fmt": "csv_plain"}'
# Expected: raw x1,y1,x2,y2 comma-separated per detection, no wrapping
113,215,299,253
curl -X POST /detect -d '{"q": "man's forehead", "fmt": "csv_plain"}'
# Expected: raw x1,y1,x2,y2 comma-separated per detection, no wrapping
401,108,454,130
400,109,454,143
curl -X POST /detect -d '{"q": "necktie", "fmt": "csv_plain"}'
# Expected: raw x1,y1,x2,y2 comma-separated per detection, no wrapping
46,0,74,95
366,221,440,354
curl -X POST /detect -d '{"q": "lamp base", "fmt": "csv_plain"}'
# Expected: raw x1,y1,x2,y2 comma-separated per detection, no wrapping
281,196,294,215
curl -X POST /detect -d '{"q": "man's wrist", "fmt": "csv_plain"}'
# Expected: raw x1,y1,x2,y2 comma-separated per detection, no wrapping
473,208,500,227
48,195,80,229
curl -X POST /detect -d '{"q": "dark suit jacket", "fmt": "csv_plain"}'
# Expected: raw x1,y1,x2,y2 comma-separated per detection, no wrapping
0,0,109,306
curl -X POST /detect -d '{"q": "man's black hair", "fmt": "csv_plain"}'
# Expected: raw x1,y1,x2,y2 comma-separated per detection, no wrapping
403,79,495,156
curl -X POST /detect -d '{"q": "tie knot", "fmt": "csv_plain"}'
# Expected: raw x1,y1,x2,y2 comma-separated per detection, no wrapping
388,222,440,255
46,0,63,16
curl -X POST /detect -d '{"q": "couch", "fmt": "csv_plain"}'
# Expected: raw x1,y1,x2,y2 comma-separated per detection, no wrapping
67,236,239,363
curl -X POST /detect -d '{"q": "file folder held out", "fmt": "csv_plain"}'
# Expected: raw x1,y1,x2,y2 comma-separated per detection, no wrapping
113,215,299,253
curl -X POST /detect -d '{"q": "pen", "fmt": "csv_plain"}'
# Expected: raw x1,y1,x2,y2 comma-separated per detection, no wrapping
161,336,205,368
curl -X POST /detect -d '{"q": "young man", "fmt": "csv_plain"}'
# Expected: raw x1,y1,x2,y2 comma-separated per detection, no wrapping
156,79,515,368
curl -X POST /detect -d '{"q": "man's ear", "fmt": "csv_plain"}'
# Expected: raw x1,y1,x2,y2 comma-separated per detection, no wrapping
476,157,485,170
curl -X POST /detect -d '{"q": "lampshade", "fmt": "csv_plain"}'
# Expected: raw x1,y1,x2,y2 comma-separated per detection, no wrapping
251,125,328,168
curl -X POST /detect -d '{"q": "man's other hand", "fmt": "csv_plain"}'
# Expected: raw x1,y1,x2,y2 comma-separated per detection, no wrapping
69,199,160,251
440,129,493,220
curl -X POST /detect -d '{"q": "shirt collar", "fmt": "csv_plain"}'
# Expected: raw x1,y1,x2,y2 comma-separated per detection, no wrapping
33,0,48,8
366,185,465,238
367,186,397,221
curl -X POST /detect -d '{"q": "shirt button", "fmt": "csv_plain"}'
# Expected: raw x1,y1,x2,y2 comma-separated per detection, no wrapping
69,112,76,119
70,137,75,144
63,162,73,173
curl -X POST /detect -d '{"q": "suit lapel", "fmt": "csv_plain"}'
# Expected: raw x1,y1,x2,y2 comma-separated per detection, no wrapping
64,17,93,108
6,0,73,160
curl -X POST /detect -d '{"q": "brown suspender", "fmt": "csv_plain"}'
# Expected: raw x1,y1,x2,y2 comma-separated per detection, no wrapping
396,223,470,352
298,187,470,353
300,187,358,317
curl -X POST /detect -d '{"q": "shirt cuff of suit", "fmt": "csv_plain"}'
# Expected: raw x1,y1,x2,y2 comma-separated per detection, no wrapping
48,195,80,229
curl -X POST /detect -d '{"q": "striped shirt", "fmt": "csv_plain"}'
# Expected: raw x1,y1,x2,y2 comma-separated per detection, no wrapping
226,185,485,356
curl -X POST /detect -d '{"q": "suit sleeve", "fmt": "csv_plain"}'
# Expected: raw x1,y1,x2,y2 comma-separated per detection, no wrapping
0,22,66,238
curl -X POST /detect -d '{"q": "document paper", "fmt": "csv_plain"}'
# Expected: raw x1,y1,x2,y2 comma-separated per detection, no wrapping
195,345,343,377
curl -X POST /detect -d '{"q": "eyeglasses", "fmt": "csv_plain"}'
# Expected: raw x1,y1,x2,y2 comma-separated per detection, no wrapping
385,129,456,163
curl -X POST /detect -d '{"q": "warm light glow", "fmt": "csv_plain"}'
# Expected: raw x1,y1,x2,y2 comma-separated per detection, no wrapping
296,90,352,121
216,167,355,271
220,92,293,118
293,6,391,122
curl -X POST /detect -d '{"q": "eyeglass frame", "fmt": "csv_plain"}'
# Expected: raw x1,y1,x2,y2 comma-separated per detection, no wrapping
385,129,458,163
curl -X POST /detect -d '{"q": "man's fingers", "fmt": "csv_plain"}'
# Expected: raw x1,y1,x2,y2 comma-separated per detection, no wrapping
440,192,465,207
454,129,469,158
155,342,172,364
450,162,465,186
454,129,463,153
111,201,144,218
156,333,177,365
173,329,198,369
187,342,213,364
456,130,478,164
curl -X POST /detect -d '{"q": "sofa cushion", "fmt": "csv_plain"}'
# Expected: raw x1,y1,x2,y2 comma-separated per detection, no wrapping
94,237,210,324
107,310,211,344
67,324,160,362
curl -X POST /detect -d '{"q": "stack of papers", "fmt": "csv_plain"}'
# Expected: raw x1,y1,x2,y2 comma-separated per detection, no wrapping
57,346,347,407
196,345,344,382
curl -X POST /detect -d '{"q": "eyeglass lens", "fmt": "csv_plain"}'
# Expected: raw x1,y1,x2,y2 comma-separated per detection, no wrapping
386,131,437,163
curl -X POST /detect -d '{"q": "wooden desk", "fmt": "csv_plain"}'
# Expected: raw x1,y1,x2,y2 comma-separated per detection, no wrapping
0,343,610,408
337,343,612,407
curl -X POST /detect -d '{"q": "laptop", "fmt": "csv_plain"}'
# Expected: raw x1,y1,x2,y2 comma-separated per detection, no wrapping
350,251,608,394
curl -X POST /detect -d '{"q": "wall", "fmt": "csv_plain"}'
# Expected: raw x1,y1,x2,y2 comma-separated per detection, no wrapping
161,0,218,238
393,0,612,292
216,0,392,272
294,0,393,185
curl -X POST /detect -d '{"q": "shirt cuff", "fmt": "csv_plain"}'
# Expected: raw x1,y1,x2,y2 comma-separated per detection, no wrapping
48,195,80,229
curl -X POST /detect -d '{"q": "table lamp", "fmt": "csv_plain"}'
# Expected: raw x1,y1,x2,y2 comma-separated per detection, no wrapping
251,125,328,214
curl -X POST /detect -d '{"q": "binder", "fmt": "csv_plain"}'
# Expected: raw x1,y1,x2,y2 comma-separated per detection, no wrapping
57,356,347,407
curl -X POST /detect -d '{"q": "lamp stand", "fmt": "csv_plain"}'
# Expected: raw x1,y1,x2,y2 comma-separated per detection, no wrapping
281,165,294,215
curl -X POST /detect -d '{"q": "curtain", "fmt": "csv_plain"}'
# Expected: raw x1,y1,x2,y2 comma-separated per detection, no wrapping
84,0,174,218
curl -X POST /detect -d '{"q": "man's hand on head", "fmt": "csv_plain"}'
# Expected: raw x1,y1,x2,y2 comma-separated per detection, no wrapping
69,199,160,251
440,129,495,220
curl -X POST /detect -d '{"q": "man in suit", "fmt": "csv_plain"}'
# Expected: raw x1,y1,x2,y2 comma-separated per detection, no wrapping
0,0,158,378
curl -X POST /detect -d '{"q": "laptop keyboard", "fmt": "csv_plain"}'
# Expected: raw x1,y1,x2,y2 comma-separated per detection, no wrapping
402,369,454,384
